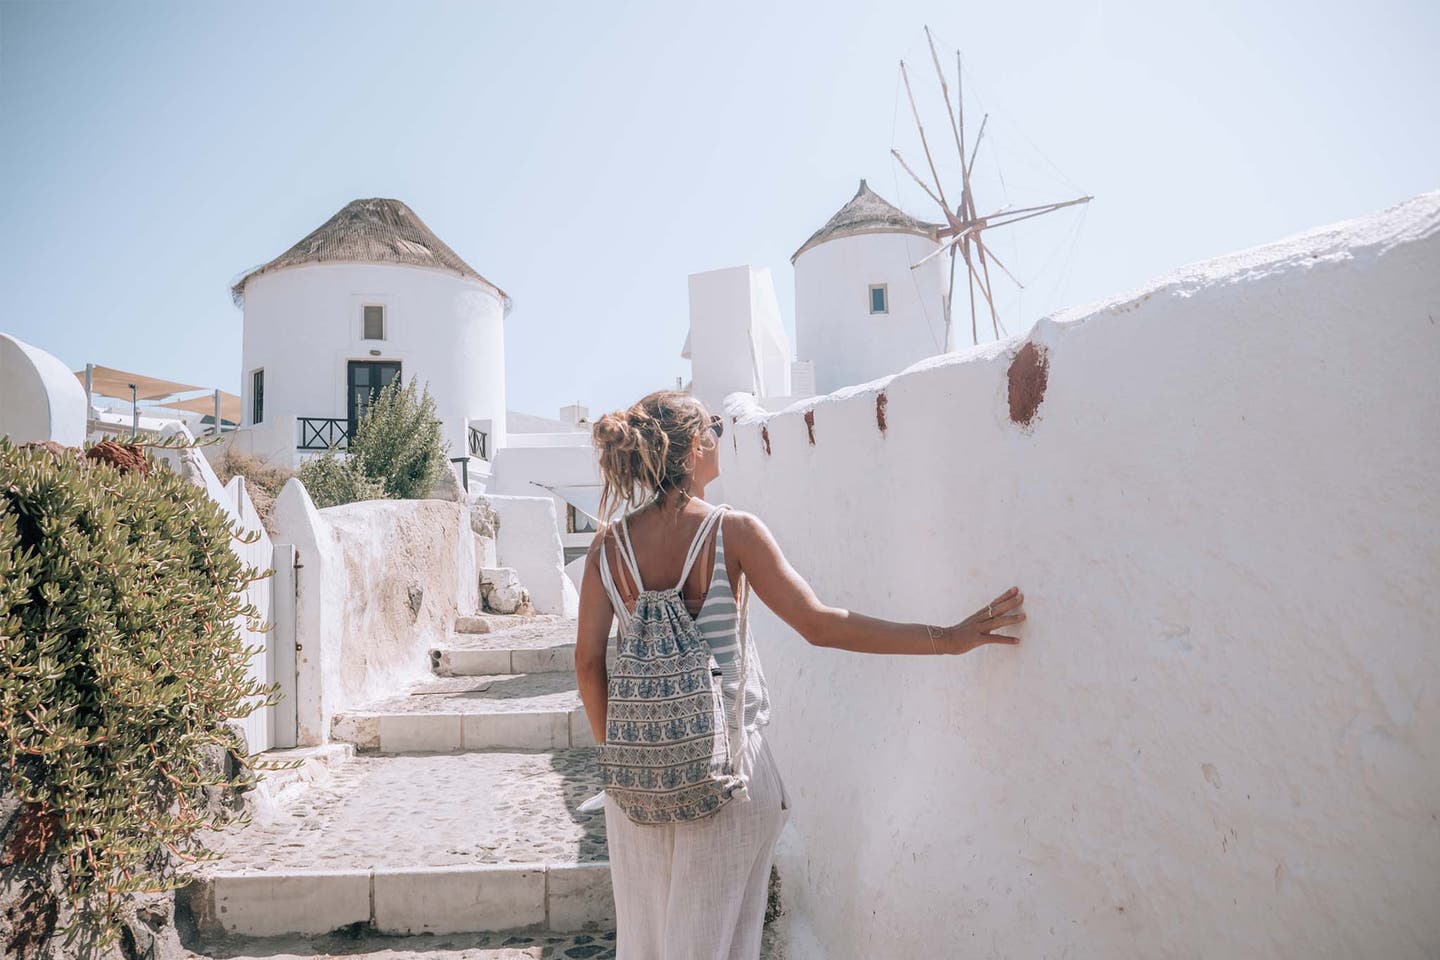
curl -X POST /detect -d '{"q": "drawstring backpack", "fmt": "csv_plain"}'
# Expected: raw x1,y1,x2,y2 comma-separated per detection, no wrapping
595,503,753,825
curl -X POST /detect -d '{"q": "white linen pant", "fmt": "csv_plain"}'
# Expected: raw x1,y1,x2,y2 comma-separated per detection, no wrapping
603,731,790,960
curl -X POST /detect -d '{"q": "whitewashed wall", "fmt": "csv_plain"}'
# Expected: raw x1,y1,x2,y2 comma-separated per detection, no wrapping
793,230,948,394
154,426,282,753
722,190,1440,959
238,261,508,467
484,494,579,617
489,440,600,560
271,482,479,745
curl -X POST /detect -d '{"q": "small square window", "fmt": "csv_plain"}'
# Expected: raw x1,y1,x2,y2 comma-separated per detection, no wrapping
362,304,385,340
251,369,265,424
869,284,888,315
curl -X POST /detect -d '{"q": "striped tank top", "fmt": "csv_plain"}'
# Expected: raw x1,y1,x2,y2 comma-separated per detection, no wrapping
598,503,771,733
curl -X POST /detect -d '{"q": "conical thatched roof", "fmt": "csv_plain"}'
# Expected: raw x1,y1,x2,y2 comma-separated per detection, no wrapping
231,198,510,309
791,179,941,263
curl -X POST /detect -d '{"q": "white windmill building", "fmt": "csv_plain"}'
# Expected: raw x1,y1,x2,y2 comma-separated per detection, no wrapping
683,29,1091,404
679,180,948,407
791,179,949,395
226,198,510,482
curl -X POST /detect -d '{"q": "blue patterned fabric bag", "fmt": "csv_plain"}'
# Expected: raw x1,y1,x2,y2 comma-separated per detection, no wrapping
595,504,752,825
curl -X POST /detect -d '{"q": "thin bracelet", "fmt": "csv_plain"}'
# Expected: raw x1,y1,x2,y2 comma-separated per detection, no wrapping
925,623,944,654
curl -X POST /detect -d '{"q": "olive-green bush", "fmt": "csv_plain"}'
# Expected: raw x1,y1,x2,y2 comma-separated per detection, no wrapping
294,375,448,509
0,438,281,950
295,449,388,509
349,376,447,500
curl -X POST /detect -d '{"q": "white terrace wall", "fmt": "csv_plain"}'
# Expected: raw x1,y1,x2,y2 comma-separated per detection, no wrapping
152,425,282,753
484,494,580,617
271,483,479,745
721,190,1440,959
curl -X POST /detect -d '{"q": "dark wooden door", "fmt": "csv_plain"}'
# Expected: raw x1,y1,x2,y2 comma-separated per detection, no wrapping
347,361,402,437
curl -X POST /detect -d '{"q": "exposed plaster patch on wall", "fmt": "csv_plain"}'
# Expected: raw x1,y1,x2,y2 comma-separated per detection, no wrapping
804,410,816,445
1008,341,1050,427
761,425,772,456
875,391,887,435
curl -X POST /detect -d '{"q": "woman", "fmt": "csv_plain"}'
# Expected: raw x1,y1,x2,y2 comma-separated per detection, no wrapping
576,389,1025,960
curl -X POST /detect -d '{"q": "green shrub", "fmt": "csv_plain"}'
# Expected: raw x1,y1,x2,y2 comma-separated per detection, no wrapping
295,451,388,509
349,376,448,500
0,438,281,950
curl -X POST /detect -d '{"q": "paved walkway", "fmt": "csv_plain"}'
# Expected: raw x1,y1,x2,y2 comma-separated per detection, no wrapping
185,616,783,956
192,749,606,871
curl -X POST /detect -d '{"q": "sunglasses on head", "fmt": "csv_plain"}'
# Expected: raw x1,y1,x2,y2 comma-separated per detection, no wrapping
707,414,724,439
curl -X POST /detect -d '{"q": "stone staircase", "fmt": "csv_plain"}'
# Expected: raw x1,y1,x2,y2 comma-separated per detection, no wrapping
182,615,619,956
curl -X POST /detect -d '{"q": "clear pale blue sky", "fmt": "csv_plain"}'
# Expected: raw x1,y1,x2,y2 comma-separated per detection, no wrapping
2,0,1436,418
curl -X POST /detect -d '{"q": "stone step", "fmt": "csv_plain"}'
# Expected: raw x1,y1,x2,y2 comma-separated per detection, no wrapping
245,742,355,820
184,861,613,939
332,673,594,752
434,618,615,677
185,929,619,959
455,612,566,635
186,749,610,940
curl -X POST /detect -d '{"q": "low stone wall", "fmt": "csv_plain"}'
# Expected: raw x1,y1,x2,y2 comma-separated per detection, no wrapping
272,482,479,745
485,494,579,617
719,191,1440,958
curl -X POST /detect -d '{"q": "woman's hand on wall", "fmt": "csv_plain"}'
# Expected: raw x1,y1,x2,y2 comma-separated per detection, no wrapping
936,586,1025,654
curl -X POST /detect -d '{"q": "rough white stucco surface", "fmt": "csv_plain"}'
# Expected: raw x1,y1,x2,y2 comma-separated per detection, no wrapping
271,482,479,745
721,190,1440,959
0,332,88,446
484,494,579,617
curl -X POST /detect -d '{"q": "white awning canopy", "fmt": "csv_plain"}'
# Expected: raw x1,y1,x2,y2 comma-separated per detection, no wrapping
162,392,243,425
529,480,603,523
76,364,207,401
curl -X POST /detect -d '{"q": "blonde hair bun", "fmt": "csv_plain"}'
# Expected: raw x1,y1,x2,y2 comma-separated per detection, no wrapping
593,390,709,520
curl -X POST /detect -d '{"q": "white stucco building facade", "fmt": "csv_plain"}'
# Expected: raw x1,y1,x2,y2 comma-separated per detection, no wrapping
222,197,606,552
225,198,510,482
681,265,793,415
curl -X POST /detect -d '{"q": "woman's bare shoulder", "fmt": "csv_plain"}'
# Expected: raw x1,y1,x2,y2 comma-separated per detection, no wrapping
719,508,772,551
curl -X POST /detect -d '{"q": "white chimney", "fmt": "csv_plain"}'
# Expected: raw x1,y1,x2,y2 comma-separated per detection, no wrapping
559,402,589,426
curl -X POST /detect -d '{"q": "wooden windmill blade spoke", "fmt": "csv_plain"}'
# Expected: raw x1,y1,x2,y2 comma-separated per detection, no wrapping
945,243,958,350
900,60,956,223
956,50,969,179
963,236,979,346
967,113,989,175
984,197,1094,230
891,149,947,213
979,195,1092,223
971,238,1004,338
910,237,961,270
925,27,968,181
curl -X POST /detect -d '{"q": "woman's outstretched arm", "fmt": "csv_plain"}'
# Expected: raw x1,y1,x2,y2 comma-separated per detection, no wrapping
725,510,1025,656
